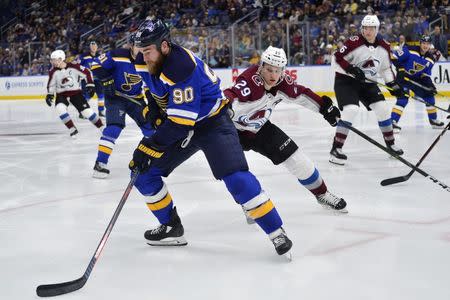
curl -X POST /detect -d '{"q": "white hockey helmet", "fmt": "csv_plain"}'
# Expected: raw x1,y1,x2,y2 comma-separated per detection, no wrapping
50,49,66,61
361,15,380,33
260,46,287,68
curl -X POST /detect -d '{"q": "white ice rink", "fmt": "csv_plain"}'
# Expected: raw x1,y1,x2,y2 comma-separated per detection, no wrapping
1,99,449,300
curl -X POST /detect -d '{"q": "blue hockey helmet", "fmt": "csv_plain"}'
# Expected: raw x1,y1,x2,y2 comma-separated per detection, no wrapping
420,35,432,43
134,19,170,48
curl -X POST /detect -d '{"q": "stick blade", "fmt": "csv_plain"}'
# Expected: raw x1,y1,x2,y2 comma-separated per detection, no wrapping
380,175,409,186
36,277,87,297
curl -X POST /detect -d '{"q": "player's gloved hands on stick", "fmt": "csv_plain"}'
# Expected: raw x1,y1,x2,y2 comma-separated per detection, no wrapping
386,81,404,98
86,84,96,98
319,96,341,127
129,137,164,173
143,91,167,129
101,77,115,97
45,94,54,107
346,65,366,82
396,69,406,82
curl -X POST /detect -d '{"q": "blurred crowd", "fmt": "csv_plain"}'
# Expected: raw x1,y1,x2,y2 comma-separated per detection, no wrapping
0,0,449,76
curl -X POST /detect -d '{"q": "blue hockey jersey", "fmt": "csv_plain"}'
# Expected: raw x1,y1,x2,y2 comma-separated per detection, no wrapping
91,48,147,99
141,43,228,147
392,45,440,79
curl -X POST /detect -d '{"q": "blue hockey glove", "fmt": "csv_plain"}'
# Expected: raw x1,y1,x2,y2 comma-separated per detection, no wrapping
319,96,341,127
45,94,54,107
129,137,164,173
386,81,404,98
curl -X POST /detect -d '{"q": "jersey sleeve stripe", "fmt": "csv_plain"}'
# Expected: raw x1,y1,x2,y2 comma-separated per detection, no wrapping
112,57,131,63
181,47,197,66
167,108,198,119
168,116,196,126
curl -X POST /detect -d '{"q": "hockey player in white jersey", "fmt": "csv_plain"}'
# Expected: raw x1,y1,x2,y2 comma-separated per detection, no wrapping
329,14,404,165
224,46,347,214
46,50,104,137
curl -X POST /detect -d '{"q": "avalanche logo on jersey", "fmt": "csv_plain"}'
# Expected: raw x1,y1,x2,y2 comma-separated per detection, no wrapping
237,108,273,130
121,73,142,91
358,57,381,77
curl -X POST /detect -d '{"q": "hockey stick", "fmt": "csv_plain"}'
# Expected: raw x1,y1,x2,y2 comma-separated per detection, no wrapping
366,78,450,113
36,171,139,297
380,120,450,186
338,120,450,192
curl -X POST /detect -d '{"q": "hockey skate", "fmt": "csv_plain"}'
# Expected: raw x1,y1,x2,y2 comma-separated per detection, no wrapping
270,228,292,260
316,191,348,213
387,143,404,156
329,146,347,165
430,119,444,129
392,121,401,133
145,207,187,246
241,205,255,224
70,128,78,138
92,161,110,179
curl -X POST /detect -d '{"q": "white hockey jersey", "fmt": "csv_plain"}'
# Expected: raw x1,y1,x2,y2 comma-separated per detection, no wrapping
224,65,325,133
332,34,395,83
47,62,94,96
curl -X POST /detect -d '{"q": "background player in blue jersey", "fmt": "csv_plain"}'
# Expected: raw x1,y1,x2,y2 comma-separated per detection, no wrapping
391,35,445,132
91,34,154,178
129,19,293,258
79,40,105,117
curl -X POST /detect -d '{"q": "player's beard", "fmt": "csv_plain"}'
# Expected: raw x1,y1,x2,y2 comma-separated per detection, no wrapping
146,52,166,76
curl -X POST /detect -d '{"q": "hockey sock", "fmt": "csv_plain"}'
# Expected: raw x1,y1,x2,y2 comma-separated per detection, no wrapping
332,104,358,149
96,125,122,164
370,101,395,146
283,150,327,196
223,171,282,234
56,103,76,133
98,95,105,113
81,108,103,128
391,97,408,123
426,105,438,121
134,172,173,224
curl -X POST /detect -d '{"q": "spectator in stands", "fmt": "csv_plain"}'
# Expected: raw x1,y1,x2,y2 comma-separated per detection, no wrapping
431,24,448,59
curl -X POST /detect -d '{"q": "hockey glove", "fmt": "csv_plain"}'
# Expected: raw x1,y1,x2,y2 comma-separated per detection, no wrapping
101,77,115,97
319,96,341,127
143,91,167,129
346,65,366,82
45,94,54,107
86,84,96,99
129,137,164,173
395,68,406,83
386,81,405,98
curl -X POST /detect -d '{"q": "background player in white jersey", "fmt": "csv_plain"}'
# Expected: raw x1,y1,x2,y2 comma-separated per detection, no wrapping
45,50,104,137
224,46,347,214
329,15,404,165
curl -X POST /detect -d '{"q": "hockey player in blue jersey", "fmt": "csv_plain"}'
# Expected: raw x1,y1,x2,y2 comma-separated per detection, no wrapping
391,35,445,132
128,19,293,258
91,34,154,178
79,41,106,117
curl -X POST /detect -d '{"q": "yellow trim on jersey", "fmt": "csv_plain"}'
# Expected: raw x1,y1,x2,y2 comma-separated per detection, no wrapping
135,64,149,72
425,57,434,64
209,99,229,118
410,50,420,56
91,64,101,70
151,92,169,100
142,106,149,118
181,47,197,66
168,116,195,126
160,72,175,86
112,57,131,63
98,145,112,154
248,200,274,219
392,108,403,115
146,193,172,211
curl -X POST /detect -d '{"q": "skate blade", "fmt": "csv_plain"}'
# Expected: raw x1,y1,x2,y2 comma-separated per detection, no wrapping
329,157,346,166
92,171,109,179
320,204,348,214
283,251,293,262
147,236,188,246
